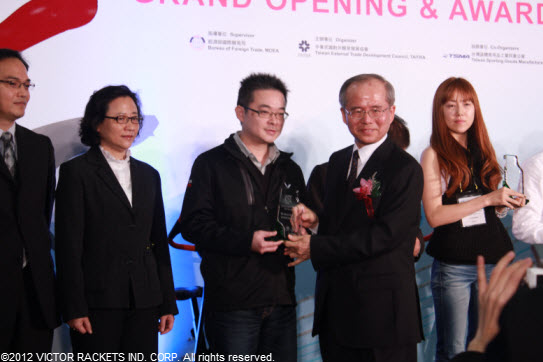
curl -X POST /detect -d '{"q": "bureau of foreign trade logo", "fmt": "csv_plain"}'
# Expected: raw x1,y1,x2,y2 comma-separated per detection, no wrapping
189,35,206,50
298,40,310,52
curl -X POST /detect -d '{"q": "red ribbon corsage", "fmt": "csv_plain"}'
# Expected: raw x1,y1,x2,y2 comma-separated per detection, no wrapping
353,172,381,218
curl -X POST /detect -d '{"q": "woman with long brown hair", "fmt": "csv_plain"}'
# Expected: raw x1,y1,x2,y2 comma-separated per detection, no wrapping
420,77,525,361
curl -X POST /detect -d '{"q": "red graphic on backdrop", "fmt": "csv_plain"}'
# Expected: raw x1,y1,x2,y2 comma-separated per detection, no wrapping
0,0,98,51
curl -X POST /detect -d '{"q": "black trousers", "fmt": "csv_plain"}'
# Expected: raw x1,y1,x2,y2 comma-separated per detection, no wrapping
319,326,416,362
70,307,159,359
0,267,53,352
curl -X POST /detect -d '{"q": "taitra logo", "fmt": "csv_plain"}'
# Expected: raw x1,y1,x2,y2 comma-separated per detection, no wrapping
443,53,470,59
298,40,310,52
190,36,206,50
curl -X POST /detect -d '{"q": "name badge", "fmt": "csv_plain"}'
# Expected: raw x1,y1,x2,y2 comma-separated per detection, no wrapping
457,192,486,227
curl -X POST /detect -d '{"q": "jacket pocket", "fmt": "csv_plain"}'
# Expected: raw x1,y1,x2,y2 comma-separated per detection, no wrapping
143,250,161,291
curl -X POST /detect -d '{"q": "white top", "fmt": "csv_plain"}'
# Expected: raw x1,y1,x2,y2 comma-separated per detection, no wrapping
512,151,543,244
100,146,133,206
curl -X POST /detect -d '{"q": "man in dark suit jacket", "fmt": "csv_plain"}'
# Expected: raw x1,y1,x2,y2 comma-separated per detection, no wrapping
306,115,424,260
285,74,423,362
0,49,59,352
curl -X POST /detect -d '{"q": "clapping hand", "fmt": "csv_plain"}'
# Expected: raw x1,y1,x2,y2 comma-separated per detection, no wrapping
467,251,532,353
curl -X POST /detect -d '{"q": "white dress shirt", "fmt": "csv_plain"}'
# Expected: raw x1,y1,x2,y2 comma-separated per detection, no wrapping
512,151,543,244
0,122,17,159
347,134,388,180
100,146,133,206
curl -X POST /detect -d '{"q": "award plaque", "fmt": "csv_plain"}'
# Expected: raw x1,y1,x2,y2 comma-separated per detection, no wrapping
275,183,300,240
503,154,529,204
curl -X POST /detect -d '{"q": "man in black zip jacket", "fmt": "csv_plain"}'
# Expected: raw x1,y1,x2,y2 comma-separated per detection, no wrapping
179,73,305,361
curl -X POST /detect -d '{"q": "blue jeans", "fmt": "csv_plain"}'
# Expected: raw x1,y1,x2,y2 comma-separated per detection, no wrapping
431,260,494,361
204,305,297,362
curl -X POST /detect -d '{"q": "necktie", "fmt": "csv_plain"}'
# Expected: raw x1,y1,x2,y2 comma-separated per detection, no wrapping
347,150,359,187
1,132,16,177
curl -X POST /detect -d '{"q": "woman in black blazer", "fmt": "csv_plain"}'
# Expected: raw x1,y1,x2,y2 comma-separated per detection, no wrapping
55,85,178,355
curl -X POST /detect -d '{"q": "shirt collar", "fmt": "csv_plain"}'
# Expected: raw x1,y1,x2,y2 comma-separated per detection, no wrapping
353,134,387,165
0,122,17,155
233,131,280,164
0,122,17,138
99,145,131,164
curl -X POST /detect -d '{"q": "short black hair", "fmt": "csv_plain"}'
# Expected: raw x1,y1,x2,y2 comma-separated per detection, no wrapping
236,73,289,107
339,73,395,108
0,48,29,70
79,85,142,147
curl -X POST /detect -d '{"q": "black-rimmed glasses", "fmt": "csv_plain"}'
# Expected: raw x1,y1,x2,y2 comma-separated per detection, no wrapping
243,106,289,121
345,107,390,120
104,115,143,124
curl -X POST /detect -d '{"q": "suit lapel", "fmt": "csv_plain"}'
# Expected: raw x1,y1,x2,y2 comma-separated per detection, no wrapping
329,147,354,229
14,125,32,189
0,125,21,185
335,138,394,225
88,146,133,213
0,156,13,185
357,137,393,183
1,125,34,188
353,138,393,213
130,158,145,216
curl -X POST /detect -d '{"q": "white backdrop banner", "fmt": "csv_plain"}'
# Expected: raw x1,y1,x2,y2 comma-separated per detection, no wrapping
1,0,541,360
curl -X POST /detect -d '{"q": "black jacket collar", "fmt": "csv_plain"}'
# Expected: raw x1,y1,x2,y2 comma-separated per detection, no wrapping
85,146,137,213
222,133,293,163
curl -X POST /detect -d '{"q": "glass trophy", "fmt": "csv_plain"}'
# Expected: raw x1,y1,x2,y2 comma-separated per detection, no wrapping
275,183,300,240
503,154,529,204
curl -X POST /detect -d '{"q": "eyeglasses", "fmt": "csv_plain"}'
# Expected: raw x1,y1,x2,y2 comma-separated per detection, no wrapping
0,79,35,90
345,107,390,120
104,115,143,124
243,106,289,121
